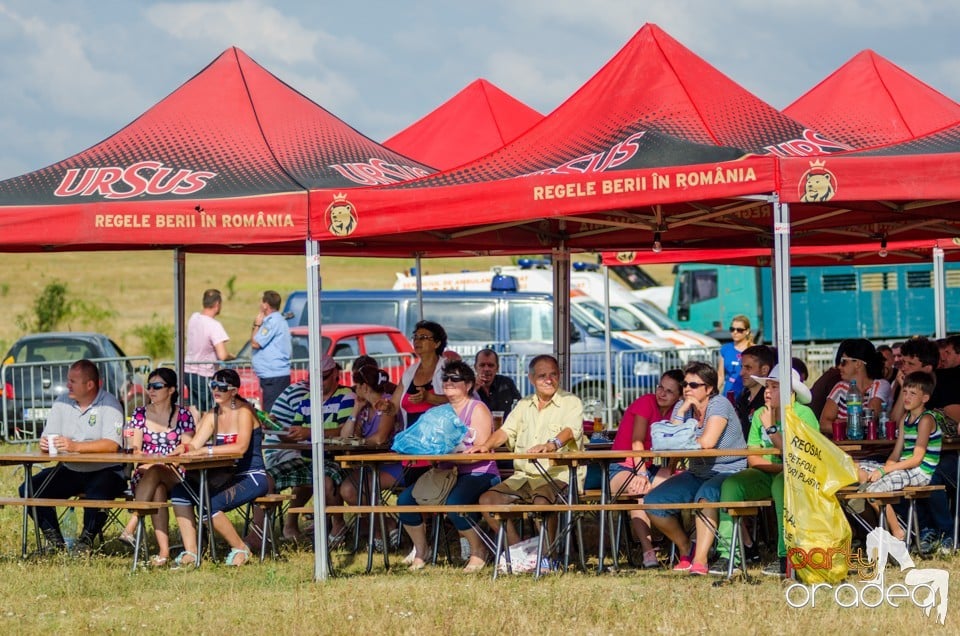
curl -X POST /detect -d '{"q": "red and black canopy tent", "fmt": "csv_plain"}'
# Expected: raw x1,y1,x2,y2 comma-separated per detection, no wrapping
602,50,960,265
383,78,543,171
0,46,436,581
310,24,839,259
0,46,434,252
784,49,960,151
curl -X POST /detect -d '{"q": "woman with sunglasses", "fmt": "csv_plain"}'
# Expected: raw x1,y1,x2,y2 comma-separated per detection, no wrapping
644,361,747,576
396,359,501,572
169,368,268,567
388,320,450,429
819,338,892,437
118,367,195,566
610,368,684,568
717,315,754,401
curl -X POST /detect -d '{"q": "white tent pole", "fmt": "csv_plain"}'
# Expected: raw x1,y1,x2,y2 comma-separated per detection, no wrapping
415,253,424,322
306,239,330,581
173,249,186,388
553,246,571,389
772,195,793,422
933,246,946,339
602,265,614,423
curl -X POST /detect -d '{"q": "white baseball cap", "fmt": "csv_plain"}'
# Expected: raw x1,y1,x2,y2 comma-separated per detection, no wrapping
750,364,812,405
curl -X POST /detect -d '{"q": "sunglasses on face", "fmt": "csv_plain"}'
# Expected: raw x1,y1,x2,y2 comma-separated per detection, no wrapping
442,375,465,383
146,382,169,390
839,357,862,367
209,380,235,392
682,381,707,389
656,384,678,395
729,327,748,333
411,334,435,342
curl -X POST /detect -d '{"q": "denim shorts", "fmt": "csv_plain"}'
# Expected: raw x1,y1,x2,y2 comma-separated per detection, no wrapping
643,470,726,518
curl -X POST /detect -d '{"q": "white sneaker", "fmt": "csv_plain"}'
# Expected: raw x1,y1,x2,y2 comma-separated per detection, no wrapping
460,537,471,560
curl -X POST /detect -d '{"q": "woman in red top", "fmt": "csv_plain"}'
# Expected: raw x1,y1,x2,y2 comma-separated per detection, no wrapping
610,369,683,567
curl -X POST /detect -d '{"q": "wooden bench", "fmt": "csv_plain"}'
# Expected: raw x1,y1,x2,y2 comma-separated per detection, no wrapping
903,485,947,550
0,497,170,570
242,493,295,562
290,499,772,579
837,488,908,536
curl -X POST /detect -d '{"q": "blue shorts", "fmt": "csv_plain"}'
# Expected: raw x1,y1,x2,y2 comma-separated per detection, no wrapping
643,471,726,518
171,471,269,519
609,462,660,480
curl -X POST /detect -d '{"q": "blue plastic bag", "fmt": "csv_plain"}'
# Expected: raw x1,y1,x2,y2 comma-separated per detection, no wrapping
392,404,468,455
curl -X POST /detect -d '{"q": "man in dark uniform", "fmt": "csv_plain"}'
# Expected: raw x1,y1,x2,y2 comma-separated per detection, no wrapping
474,349,521,421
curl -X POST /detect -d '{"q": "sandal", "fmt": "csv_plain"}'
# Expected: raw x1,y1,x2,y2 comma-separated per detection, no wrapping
118,531,136,547
225,547,252,566
172,551,198,569
462,554,488,573
149,555,169,568
408,553,431,571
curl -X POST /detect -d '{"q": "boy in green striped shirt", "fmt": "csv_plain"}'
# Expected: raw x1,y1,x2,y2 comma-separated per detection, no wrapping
859,371,941,540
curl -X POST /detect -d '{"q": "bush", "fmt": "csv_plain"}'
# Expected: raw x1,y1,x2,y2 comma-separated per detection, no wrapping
34,280,70,332
132,317,174,360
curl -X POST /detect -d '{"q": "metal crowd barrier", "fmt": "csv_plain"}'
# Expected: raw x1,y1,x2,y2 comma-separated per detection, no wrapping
2,356,151,444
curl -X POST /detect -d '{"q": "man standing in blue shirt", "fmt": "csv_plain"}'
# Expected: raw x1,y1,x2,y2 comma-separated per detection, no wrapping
251,290,291,412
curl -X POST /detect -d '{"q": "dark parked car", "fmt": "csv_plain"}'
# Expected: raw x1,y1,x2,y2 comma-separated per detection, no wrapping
1,332,146,440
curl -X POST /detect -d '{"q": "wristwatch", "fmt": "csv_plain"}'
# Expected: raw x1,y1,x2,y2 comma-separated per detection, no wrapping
549,437,563,450
764,426,779,435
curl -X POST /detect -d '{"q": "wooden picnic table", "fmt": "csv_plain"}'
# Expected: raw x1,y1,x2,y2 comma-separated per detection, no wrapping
0,450,240,567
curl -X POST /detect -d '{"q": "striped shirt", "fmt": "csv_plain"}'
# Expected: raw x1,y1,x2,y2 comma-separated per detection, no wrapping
827,379,892,424
901,410,942,477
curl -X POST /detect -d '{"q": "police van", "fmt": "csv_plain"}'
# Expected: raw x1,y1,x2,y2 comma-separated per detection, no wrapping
392,261,720,358
283,288,663,408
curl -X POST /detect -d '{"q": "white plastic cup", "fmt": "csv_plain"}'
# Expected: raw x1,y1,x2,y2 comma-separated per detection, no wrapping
46,434,59,456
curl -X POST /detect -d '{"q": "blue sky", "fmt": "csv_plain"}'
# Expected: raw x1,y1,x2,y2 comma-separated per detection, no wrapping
1,0,959,180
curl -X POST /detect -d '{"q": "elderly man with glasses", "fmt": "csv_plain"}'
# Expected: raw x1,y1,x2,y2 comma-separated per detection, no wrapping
470,354,584,547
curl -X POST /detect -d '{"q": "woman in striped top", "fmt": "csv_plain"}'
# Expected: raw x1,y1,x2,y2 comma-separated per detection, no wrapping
859,371,941,540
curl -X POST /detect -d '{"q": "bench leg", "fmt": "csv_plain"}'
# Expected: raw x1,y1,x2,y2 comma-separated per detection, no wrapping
534,522,548,579
261,505,272,563
492,523,507,580
727,517,741,579
905,500,918,551
131,515,146,571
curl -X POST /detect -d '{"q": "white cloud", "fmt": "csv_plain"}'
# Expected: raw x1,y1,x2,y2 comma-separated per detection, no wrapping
146,0,320,64
146,0,376,68
0,4,145,123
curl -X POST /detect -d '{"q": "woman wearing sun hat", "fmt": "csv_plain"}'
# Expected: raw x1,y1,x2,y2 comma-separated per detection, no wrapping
713,363,819,577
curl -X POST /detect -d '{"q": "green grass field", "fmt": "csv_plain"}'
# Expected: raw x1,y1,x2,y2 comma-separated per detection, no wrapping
0,450,954,634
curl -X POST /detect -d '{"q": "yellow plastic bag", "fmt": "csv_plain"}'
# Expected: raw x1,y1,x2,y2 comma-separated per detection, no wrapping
782,405,859,584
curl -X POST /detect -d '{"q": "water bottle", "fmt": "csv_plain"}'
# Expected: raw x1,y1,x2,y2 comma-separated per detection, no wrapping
880,402,896,439
846,380,864,441
62,507,78,549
